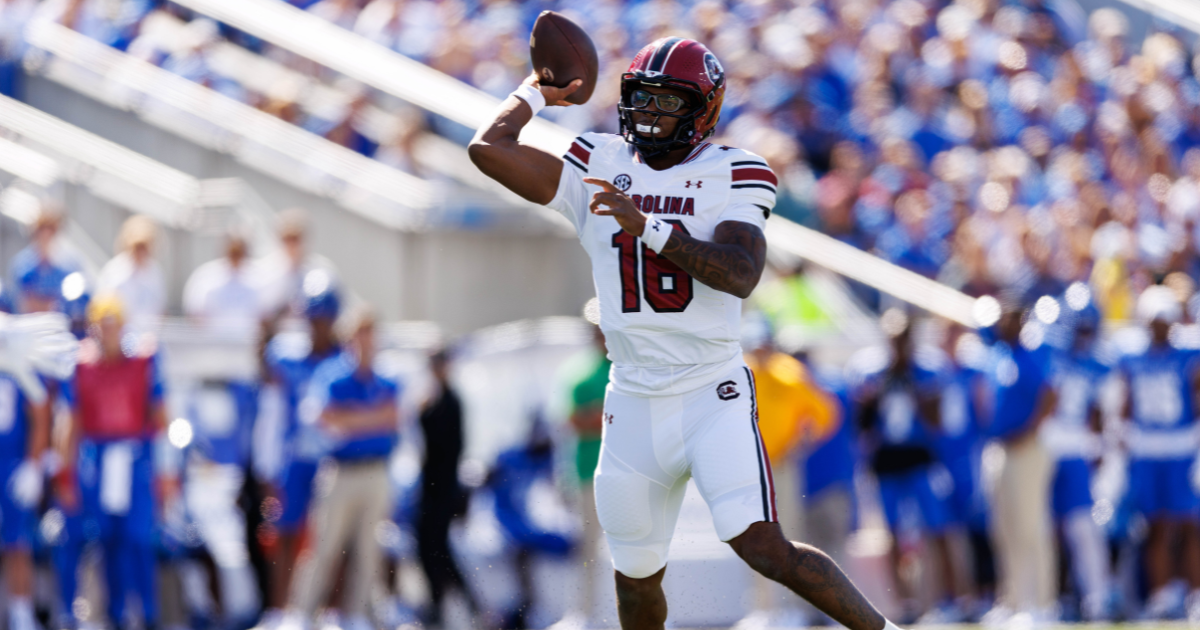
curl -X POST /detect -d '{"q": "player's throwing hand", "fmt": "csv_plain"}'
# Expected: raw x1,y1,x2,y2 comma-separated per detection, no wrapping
523,72,583,107
584,177,647,237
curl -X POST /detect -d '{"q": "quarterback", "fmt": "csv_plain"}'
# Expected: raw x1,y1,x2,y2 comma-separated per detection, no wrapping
470,38,893,630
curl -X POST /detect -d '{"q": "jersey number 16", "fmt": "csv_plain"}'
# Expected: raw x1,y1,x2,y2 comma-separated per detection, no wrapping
612,222,694,313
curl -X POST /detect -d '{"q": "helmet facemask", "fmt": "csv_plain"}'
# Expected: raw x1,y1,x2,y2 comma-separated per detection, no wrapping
618,74,708,158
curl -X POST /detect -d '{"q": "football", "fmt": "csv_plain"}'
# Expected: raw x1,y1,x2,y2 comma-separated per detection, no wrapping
529,11,598,105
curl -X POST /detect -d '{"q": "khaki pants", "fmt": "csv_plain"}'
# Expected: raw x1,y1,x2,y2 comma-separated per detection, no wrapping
291,459,392,618
992,436,1056,612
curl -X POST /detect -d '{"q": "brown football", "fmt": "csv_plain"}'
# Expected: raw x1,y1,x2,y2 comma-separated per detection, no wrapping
529,11,598,105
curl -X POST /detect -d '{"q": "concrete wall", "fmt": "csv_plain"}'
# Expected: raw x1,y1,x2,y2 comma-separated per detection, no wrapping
18,76,593,333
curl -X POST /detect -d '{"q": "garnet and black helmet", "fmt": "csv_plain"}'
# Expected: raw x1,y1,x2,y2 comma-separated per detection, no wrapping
619,38,727,156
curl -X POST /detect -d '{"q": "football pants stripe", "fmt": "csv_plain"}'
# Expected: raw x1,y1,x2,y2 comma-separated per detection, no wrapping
744,366,777,522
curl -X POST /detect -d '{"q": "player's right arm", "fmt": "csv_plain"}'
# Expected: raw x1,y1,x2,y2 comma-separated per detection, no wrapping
468,74,582,205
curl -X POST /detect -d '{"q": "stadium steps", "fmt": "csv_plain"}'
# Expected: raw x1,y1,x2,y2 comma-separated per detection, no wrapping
0,92,288,296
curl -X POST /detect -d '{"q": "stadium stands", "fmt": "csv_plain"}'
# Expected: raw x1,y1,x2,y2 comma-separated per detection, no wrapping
5,0,1200,627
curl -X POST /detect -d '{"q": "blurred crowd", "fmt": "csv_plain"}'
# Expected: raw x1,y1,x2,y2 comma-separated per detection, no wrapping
743,259,1200,627
2,0,1200,326
2,0,1200,629
0,205,507,630
0,0,1195,316
8,200,1200,630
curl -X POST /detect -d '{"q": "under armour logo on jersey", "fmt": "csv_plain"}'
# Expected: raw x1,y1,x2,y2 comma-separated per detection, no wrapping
614,174,632,191
604,413,614,424
685,180,702,188
716,380,739,400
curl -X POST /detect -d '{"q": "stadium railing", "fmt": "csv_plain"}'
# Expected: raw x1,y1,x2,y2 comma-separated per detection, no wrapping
1119,0,1200,36
166,0,985,328
132,9,571,233
23,19,438,231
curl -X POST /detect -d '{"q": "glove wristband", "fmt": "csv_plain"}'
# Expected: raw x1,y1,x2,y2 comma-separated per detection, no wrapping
641,216,672,254
511,84,546,117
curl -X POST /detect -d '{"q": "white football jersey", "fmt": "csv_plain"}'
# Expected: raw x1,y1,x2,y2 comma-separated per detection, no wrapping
548,133,776,397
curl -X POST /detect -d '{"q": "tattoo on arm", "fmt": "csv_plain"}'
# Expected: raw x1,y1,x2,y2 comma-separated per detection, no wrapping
658,220,766,299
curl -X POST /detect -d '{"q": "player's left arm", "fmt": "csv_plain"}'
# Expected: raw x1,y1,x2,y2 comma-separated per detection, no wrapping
659,221,766,300
586,178,765,298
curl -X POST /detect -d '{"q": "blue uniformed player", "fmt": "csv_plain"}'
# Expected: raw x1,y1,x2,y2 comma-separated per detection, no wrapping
934,327,994,617
0,367,51,630
259,270,342,624
1119,286,1200,619
1043,297,1111,621
849,310,960,623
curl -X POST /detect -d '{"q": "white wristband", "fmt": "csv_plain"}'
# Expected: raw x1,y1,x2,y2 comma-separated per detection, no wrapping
511,84,546,117
641,216,671,254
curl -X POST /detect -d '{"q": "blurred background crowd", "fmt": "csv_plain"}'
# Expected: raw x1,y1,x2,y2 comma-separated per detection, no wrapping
5,0,1199,315
0,0,1200,629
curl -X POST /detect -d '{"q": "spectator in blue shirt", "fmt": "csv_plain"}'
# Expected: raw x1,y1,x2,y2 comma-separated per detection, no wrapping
287,308,399,630
1120,286,1200,620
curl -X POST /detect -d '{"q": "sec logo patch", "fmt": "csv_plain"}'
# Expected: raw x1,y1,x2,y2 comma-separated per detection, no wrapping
614,174,632,191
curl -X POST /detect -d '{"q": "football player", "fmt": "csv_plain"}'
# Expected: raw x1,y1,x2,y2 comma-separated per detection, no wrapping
470,37,892,630
1120,286,1200,619
1043,299,1111,621
259,270,343,626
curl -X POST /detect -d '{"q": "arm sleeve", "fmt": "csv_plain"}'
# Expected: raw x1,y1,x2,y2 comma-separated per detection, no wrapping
546,136,595,235
726,152,778,224
718,203,769,231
